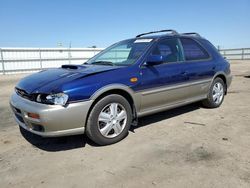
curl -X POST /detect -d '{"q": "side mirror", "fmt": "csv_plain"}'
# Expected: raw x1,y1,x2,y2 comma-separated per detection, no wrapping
145,55,164,66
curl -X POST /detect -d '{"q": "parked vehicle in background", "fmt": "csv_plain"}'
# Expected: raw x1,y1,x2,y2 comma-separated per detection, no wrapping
10,30,232,145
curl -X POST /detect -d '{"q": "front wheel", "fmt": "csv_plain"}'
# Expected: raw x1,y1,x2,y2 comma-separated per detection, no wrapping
86,94,132,145
202,77,226,108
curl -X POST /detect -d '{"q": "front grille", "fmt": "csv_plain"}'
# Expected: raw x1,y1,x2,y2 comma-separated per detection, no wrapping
15,87,36,101
10,104,22,114
14,107,21,114
15,114,25,123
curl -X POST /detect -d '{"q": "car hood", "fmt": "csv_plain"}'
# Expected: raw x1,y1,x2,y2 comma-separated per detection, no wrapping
16,64,119,94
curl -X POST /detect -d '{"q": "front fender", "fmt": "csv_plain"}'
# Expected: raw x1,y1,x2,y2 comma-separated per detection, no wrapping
90,84,141,112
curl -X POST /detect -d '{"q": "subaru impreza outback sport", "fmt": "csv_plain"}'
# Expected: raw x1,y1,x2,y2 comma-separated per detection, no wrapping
10,30,232,145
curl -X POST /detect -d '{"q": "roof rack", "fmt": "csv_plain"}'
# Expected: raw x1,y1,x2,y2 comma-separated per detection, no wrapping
181,32,201,37
136,29,179,38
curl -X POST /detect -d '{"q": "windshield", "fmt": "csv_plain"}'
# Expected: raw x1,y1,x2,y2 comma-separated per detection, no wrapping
85,39,153,66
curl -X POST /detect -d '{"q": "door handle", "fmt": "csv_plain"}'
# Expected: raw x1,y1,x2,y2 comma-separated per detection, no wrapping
181,71,188,75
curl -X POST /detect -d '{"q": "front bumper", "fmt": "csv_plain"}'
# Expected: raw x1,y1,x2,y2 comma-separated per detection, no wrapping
10,93,93,137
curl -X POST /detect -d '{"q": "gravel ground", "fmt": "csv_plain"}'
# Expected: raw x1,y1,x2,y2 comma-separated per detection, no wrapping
0,61,250,188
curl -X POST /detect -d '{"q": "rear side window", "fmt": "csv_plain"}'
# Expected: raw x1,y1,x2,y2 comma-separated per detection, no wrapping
180,38,210,61
151,38,184,63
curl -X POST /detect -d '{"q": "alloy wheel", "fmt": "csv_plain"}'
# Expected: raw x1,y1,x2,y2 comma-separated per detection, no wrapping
98,103,127,138
212,82,224,104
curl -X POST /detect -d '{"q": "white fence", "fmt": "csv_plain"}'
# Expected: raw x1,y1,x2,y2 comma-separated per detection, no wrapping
218,48,250,60
0,48,103,74
1,47,250,75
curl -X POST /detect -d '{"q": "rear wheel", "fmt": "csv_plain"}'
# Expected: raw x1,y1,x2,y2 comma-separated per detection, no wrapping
202,77,226,108
86,94,132,145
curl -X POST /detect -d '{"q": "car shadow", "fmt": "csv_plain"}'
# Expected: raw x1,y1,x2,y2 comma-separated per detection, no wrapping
130,102,201,132
20,102,200,152
20,127,99,151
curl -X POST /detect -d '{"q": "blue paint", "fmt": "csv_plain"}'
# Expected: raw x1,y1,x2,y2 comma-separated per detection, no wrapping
16,34,231,103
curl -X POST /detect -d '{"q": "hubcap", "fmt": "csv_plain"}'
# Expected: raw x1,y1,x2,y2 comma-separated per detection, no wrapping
98,103,127,138
212,82,224,104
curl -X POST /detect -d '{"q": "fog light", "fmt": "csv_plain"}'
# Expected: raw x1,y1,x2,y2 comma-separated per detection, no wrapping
31,124,44,132
27,112,40,119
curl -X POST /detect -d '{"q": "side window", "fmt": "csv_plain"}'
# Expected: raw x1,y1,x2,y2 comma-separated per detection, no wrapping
180,38,210,61
151,38,183,63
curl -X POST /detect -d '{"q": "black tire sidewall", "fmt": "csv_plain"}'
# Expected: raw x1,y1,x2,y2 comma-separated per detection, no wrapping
86,94,132,145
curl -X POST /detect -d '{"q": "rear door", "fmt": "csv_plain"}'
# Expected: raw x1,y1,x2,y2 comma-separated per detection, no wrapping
179,37,216,99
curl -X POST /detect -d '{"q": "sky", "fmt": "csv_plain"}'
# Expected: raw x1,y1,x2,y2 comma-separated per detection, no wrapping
0,0,249,48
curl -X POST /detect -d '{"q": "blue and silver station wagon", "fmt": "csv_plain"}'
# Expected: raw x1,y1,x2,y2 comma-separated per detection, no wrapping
10,30,232,145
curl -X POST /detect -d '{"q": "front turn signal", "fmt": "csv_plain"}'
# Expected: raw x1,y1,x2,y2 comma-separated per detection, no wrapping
27,112,40,119
130,77,138,83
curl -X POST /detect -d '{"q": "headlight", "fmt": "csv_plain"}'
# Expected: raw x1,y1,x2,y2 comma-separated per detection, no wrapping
37,93,68,106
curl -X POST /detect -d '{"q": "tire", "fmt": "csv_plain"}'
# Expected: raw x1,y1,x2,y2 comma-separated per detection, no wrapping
202,77,226,108
86,94,132,145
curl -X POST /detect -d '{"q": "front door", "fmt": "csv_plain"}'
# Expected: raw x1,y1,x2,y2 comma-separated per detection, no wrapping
137,38,189,112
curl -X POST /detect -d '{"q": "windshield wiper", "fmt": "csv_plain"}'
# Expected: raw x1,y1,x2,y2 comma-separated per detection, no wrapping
91,61,114,66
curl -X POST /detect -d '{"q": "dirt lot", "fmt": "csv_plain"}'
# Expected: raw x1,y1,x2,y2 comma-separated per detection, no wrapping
0,61,250,188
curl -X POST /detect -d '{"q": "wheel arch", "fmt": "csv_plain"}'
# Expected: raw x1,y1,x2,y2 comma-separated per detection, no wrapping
85,84,138,126
212,72,228,94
